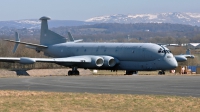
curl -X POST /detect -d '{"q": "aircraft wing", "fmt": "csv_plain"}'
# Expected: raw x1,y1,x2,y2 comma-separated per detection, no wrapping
0,55,106,68
0,56,91,64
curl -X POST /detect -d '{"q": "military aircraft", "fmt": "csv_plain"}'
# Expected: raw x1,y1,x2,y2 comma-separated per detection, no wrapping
174,49,195,62
0,16,193,75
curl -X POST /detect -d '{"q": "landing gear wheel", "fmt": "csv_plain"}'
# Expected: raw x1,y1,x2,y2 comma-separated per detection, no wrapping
75,71,80,75
133,71,138,74
68,67,80,76
158,71,165,75
125,71,138,75
68,70,72,76
163,71,165,75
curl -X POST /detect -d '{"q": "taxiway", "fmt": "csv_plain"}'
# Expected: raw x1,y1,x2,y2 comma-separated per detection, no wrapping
0,75,199,97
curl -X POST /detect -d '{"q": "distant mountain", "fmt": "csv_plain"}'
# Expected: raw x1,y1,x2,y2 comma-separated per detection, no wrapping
0,19,94,29
85,12,200,26
1,12,200,29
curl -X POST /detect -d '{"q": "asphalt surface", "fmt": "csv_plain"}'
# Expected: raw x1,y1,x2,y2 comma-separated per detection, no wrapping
0,75,200,97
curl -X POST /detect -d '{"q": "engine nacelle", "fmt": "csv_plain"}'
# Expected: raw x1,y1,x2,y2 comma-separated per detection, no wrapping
20,57,35,64
78,56,104,68
90,56,104,67
102,56,118,67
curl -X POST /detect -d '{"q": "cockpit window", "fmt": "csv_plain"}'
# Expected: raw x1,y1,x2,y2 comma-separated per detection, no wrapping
158,49,171,54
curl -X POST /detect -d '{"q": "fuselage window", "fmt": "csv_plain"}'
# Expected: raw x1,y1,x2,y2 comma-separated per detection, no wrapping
158,48,162,53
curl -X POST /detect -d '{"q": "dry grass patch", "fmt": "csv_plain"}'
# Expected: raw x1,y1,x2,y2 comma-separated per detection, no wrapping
93,70,176,75
93,70,200,76
93,70,125,75
0,90,200,112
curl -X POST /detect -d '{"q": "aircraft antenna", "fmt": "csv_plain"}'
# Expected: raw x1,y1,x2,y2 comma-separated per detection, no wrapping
127,35,130,42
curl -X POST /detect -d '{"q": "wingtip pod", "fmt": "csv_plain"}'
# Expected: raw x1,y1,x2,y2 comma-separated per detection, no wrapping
19,57,35,64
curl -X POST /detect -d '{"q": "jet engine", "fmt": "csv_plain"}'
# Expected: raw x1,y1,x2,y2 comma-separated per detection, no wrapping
102,56,118,67
20,57,35,64
92,56,104,67
80,56,104,68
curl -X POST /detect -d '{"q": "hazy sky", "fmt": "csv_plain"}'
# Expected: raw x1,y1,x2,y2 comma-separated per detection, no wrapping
0,0,200,21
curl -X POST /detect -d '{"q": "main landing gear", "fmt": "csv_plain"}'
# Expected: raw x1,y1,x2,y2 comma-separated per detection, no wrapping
125,70,138,75
158,70,165,75
68,67,80,76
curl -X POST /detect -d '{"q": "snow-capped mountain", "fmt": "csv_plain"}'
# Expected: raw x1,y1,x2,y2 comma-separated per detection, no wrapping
85,12,200,26
0,19,94,29
1,12,200,29
0,19,41,29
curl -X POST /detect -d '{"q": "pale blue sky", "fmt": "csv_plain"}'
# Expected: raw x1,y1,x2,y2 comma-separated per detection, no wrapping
0,0,200,21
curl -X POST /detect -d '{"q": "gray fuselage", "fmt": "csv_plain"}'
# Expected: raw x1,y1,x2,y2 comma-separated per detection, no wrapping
43,42,178,71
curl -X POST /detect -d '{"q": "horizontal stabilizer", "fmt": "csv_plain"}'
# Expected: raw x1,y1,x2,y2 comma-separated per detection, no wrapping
4,39,48,49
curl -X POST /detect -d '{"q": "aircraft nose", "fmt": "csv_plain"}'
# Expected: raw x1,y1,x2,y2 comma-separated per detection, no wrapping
171,58,178,68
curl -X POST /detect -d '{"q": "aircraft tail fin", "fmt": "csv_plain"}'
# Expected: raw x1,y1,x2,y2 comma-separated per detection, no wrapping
186,49,191,55
67,32,83,43
39,16,67,45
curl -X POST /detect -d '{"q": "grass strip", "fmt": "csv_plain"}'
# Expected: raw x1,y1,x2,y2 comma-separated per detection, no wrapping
0,90,199,112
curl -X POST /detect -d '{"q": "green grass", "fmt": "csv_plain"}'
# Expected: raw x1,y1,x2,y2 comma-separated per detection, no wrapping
0,90,200,112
